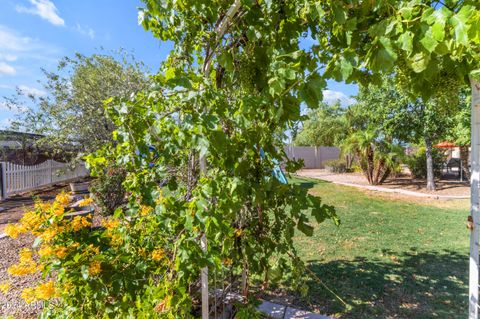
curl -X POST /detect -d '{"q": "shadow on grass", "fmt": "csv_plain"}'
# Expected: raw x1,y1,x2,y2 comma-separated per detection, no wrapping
303,250,467,319
290,177,329,190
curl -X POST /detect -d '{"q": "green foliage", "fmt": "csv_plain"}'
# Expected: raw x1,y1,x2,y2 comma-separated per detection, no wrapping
90,164,127,216
447,89,471,146
323,159,349,174
294,102,348,147
406,147,445,179
70,0,340,317
7,51,149,161
319,0,480,98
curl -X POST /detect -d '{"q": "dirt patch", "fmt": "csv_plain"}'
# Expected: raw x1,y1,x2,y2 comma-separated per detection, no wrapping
298,169,469,197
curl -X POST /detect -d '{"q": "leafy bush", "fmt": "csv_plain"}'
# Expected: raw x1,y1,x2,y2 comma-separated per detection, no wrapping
324,159,348,173
406,147,445,179
89,165,126,215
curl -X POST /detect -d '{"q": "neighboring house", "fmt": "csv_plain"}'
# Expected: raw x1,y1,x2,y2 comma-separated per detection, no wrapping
0,130,46,165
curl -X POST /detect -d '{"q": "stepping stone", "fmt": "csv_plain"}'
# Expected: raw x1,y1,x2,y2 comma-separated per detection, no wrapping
64,209,94,219
284,306,334,319
257,300,286,319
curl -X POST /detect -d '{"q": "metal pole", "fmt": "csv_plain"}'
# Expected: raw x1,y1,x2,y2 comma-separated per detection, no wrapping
469,78,480,319
200,156,209,319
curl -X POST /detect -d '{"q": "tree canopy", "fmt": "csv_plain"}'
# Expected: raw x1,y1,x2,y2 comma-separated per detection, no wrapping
294,102,348,146
7,52,149,160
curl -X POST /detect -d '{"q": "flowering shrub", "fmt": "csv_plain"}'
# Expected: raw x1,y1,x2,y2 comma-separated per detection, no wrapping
4,191,192,317
4,193,101,311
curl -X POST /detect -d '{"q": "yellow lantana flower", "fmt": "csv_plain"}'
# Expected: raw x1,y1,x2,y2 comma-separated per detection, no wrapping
55,192,71,206
41,227,58,242
78,197,93,207
21,287,37,304
55,246,68,258
140,205,153,216
8,264,38,276
4,223,24,239
151,249,165,261
52,203,65,217
35,281,56,300
88,261,101,276
102,218,120,230
38,245,55,257
109,234,123,247
34,202,51,212
0,281,11,294
19,211,42,232
8,249,38,276
88,244,100,255
19,248,33,263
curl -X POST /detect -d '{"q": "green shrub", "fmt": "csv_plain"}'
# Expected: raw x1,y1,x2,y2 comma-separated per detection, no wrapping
90,165,127,215
406,147,445,179
324,159,348,173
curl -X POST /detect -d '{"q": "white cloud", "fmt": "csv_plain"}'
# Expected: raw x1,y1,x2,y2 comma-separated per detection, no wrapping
16,0,65,26
75,23,95,39
322,90,356,107
0,62,16,75
0,25,60,62
18,85,46,97
0,54,17,62
0,26,32,52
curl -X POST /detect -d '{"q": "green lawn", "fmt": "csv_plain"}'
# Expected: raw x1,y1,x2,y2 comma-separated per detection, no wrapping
291,177,469,319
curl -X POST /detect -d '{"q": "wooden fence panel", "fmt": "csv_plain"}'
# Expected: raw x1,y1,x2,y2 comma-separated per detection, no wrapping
0,160,89,197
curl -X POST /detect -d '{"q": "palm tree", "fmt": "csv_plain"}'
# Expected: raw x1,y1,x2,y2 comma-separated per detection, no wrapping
342,130,403,185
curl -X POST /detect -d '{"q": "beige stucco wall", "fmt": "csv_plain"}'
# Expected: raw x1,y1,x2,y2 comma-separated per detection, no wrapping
284,146,340,169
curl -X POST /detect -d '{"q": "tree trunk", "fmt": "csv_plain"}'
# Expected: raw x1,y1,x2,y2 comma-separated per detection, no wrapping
379,167,391,185
372,158,386,185
364,148,375,184
425,137,436,191
344,153,353,170
460,145,470,181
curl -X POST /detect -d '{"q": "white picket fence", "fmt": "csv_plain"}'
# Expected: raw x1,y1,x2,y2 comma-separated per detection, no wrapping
0,160,89,199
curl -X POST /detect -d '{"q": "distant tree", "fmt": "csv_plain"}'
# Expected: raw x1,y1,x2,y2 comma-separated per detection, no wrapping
6,51,149,161
294,102,348,146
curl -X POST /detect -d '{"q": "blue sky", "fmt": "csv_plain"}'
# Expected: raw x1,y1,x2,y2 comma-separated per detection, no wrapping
0,0,357,129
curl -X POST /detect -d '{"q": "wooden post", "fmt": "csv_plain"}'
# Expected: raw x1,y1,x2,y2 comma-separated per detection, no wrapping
0,162,6,200
469,77,480,319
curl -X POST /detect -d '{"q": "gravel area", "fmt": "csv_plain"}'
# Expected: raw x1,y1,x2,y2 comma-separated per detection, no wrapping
298,169,470,197
0,211,105,318
0,234,42,318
